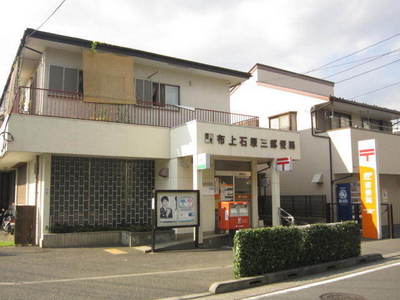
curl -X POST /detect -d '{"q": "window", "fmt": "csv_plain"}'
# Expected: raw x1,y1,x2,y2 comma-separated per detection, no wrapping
49,65,63,90
135,79,179,106
333,112,351,129
269,112,297,131
362,118,392,132
315,110,351,131
49,65,83,94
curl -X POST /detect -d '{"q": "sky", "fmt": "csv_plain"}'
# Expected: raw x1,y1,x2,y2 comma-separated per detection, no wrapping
1,0,399,110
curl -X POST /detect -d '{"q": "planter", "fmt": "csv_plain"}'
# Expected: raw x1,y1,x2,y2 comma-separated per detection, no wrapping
41,230,175,248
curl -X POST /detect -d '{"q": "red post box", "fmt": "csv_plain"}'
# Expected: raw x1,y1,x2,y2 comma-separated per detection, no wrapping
218,201,250,230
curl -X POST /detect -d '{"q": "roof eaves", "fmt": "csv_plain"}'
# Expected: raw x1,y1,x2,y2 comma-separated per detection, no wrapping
330,96,400,116
0,30,30,105
252,63,335,86
25,28,251,79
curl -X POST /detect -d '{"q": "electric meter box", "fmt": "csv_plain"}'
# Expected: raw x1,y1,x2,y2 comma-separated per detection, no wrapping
218,201,250,230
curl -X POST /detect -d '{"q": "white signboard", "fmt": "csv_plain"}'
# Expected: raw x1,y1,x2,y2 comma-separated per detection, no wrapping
275,157,293,172
155,190,200,228
197,153,210,170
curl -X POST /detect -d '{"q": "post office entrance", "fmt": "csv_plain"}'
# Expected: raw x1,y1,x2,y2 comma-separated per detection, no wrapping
214,172,251,232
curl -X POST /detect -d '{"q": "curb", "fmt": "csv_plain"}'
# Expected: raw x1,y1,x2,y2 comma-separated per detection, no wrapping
209,253,383,294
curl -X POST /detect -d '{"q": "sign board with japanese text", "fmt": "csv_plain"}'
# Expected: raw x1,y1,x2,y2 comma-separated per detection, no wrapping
170,121,300,160
358,139,382,239
155,190,200,228
275,157,293,172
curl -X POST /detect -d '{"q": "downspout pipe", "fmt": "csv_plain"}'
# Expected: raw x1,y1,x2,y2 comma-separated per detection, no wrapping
310,101,335,222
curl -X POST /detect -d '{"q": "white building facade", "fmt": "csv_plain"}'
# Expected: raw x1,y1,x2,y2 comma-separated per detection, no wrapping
231,64,400,232
0,30,300,246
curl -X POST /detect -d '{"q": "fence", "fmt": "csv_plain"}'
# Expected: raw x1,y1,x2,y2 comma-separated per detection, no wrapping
326,202,395,238
258,195,327,226
12,87,259,128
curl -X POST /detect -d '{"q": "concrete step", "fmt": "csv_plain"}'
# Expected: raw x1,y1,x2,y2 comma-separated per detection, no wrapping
133,233,230,253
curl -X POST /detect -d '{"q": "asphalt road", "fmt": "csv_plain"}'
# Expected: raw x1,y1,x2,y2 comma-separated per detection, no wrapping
0,246,233,300
0,238,399,300
242,260,400,300
202,239,400,300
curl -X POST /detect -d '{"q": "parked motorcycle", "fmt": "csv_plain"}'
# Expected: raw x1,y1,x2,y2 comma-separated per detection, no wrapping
1,209,15,235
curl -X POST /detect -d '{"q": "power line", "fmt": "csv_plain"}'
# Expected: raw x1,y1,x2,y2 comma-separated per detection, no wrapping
336,57,400,84
316,52,399,71
323,47,400,79
27,0,67,39
351,80,400,99
304,32,400,74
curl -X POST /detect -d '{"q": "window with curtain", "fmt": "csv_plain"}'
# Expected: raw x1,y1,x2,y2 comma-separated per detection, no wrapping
269,112,297,131
49,65,83,94
135,79,179,106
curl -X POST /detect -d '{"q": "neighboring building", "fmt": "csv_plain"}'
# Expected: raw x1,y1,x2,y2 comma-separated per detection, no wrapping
0,30,300,246
231,63,400,230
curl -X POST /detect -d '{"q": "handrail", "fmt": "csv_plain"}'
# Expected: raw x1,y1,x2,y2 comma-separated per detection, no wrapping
11,86,260,129
279,207,295,226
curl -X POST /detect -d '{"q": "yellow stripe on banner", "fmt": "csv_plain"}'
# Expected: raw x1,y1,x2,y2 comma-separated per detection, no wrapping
104,248,128,255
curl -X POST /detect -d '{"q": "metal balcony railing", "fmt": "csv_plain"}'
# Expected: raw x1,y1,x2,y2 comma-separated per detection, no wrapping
316,114,400,135
11,87,259,128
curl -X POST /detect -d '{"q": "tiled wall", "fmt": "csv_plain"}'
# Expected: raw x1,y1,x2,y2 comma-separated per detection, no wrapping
50,156,154,227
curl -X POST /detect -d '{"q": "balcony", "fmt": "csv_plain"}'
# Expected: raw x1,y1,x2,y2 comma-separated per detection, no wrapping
11,87,259,128
314,109,400,135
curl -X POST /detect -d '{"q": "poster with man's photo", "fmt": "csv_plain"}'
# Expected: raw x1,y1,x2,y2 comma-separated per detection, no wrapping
155,190,199,228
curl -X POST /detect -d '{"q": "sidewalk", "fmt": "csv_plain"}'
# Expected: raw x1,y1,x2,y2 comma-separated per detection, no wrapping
361,237,400,257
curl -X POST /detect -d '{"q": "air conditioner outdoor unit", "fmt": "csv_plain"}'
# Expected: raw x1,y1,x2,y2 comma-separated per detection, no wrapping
312,173,323,184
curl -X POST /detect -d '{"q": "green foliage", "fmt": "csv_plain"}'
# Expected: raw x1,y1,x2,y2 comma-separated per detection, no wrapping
0,240,15,247
90,41,99,53
233,221,360,278
302,222,361,265
49,223,152,233
233,226,303,278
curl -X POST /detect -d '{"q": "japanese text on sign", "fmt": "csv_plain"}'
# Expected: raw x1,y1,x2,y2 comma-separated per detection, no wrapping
204,133,295,150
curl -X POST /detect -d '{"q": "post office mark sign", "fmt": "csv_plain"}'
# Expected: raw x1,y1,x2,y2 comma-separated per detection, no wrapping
204,133,296,150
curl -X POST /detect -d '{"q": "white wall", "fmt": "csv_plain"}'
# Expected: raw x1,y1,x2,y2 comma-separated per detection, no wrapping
380,174,400,224
170,121,197,158
7,114,170,159
155,157,193,190
44,48,231,112
231,73,331,201
26,159,37,206
170,120,301,160
256,67,334,98
155,156,216,234
37,154,51,246
328,127,400,175
350,129,400,175
231,74,327,129
135,64,231,112
328,128,354,174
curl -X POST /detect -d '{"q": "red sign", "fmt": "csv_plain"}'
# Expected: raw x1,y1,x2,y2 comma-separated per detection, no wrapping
275,157,292,171
359,148,375,162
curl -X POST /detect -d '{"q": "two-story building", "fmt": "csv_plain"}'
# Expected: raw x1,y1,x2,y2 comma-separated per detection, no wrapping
0,29,300,246
231,64,400,233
